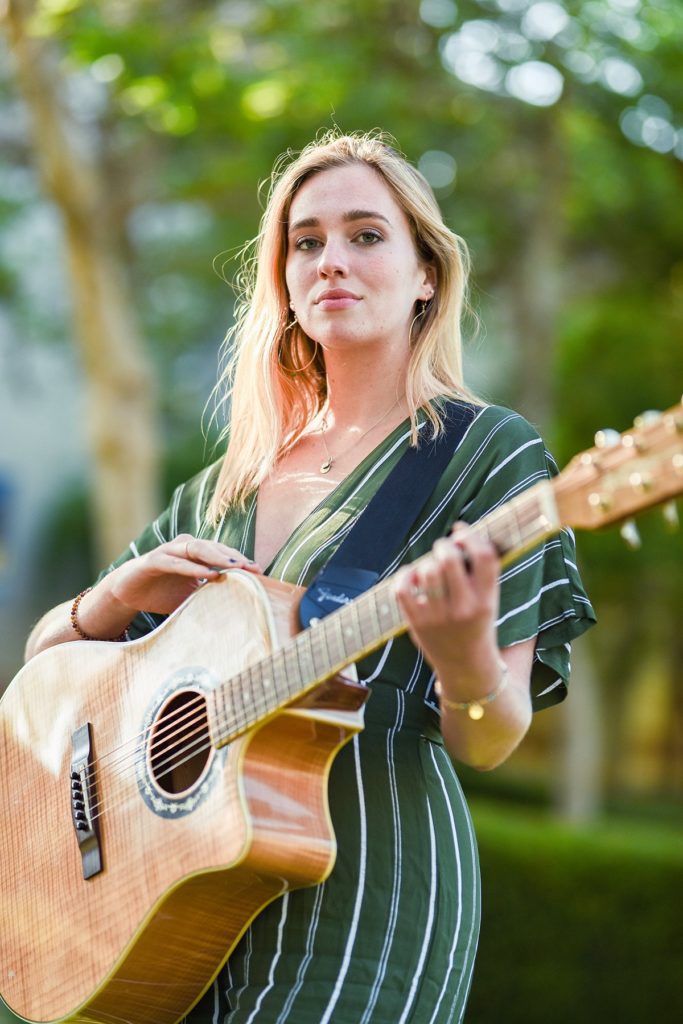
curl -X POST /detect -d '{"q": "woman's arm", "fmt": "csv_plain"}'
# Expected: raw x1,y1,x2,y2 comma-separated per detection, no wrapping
25,535,261,662
394,529,534,771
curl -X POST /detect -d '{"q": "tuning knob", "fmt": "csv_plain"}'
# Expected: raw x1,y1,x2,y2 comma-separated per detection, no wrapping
594,428,621,448
633,410,661,428
619,519,642,549
662,501,679,530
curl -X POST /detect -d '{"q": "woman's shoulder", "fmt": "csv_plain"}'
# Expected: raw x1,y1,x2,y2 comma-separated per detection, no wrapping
162,459,224,536
468,401,543,439
455,401,548,467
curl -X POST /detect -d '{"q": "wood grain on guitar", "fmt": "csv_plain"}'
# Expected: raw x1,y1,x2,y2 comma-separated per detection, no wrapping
1,398,681,1024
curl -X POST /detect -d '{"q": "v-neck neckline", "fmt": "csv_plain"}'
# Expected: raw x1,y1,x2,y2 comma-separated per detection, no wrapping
250,414,419,575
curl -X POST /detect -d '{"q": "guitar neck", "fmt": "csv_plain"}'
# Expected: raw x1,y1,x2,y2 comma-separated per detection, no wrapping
209,479,560,748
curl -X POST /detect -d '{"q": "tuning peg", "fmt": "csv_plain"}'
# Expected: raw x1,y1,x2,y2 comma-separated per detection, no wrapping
628,471,652,492
619,519,642,549
633,410,661,428
594,429,621,448
662,502,679,531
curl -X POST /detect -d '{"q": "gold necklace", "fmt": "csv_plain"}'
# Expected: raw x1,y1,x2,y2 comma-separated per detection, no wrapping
319,397,402,474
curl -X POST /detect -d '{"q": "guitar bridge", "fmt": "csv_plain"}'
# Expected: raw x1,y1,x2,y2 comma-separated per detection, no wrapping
70,723,103,880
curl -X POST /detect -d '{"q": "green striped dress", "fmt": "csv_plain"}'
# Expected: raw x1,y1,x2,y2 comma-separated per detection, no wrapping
99,403,596,1023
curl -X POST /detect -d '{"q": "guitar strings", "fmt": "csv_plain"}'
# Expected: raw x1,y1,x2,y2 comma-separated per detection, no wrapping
79,499,555,824
81,623,347,821
89,690,207,771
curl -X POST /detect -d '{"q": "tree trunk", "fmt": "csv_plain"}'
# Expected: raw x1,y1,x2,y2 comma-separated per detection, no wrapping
500,117,567,433
4,0,161,566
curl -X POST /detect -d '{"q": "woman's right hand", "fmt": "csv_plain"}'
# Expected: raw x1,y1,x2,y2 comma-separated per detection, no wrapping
102,534,261,618
24,536,261,660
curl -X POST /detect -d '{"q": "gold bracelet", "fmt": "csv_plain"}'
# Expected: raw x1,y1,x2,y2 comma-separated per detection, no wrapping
436,660,509,721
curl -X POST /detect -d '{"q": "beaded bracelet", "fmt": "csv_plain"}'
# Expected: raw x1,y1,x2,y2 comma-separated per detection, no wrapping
70,588,129,643
436,660,509,721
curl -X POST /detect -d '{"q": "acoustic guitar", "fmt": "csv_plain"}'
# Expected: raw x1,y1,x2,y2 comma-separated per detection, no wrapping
1,401,682,1024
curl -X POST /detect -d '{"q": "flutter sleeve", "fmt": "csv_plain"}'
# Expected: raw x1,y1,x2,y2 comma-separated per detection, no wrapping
456,408,597,711
94,463,222,640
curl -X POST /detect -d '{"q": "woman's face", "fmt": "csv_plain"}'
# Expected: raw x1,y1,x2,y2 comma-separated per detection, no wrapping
284,163,434,359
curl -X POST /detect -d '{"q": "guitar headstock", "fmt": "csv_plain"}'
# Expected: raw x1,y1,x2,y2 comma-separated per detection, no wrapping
553,399,683,531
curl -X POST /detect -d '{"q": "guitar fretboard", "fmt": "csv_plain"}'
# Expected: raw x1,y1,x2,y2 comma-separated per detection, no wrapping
209,479,559,747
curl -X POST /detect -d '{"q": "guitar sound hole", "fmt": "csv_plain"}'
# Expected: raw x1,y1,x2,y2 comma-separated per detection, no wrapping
148,689,212,796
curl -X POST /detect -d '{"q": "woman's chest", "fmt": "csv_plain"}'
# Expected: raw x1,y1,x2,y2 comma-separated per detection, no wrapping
253,460,343,571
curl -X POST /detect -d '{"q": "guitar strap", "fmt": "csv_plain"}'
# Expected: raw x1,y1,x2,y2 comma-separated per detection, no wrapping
298,400,476,628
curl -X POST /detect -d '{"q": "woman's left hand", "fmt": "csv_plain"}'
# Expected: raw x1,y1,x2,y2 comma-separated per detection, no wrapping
394,526,500,677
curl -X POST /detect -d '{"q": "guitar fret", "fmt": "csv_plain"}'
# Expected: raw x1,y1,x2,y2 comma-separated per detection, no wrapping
272,649,290,699
294,633,316,686
368,593,382,643
377,584,401,636
326,614,348,671
309,625,332,680
355,596,376,652
308,622,329,678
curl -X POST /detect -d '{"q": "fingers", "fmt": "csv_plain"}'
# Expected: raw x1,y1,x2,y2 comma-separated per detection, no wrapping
151,535,262,578
395,527,499,625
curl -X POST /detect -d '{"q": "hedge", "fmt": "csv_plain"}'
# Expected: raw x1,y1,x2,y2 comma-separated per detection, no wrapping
468,801,683,1023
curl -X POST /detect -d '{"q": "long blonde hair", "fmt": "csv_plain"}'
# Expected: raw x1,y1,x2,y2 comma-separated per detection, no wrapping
208,129,482,520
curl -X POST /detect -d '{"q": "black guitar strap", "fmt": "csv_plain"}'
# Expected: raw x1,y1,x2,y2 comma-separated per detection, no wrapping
298,401,477,627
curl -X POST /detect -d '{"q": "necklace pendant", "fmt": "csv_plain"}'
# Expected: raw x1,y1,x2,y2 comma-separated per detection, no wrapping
320,459,333,474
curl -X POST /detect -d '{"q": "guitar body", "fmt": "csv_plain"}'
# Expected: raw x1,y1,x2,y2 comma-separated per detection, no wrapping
0,572,367,1024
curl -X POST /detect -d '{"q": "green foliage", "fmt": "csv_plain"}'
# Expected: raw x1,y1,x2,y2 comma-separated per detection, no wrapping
2,0,682,805
469,799,683,1023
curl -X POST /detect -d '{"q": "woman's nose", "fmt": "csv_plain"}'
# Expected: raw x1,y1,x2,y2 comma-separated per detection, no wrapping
317,238,348,277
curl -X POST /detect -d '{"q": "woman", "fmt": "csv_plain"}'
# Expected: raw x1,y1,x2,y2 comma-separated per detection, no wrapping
26,131,595,1022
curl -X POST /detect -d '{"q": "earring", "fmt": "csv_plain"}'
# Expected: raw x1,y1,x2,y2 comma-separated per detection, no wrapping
278,334,321,374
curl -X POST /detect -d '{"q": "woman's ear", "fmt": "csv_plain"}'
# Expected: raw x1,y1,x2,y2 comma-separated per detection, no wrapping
419,262,437,301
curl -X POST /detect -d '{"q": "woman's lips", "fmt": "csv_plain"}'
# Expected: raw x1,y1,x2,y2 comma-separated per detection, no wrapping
315,289,361,310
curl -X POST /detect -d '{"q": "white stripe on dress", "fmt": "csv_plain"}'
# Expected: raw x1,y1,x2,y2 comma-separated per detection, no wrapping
495,578,570,627
242,893,290,1024
226,927,253,1021
483,435,543,481
170,482,184,537
359,688,405,1023
425,743,465,1024
435,750,480,1022
318,735,368,1024
275,881,326,1023
396,792,438,1024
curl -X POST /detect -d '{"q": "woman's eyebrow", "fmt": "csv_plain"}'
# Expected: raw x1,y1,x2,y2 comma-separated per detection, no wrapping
343,209,391,225
288,209,391,233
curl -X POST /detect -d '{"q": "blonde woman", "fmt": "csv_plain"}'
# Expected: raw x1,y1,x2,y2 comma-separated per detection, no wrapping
26,132,595,1023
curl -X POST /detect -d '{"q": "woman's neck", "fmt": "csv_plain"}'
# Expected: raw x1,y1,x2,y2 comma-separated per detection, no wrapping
319,346,409,430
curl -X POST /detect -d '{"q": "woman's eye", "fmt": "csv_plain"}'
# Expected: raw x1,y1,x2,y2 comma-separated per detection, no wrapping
294,237,321,251
355,230,382,245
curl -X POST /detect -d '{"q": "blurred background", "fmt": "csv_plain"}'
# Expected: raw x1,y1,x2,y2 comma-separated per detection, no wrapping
1,0,681,1020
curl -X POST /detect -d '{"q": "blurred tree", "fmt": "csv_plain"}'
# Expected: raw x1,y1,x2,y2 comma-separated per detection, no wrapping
3,0,162,565
1,0,681,813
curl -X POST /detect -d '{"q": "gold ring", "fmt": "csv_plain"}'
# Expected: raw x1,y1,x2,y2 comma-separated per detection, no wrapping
411,584,444,601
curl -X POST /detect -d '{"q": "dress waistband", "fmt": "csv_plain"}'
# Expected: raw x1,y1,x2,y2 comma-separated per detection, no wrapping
361,678,443,744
